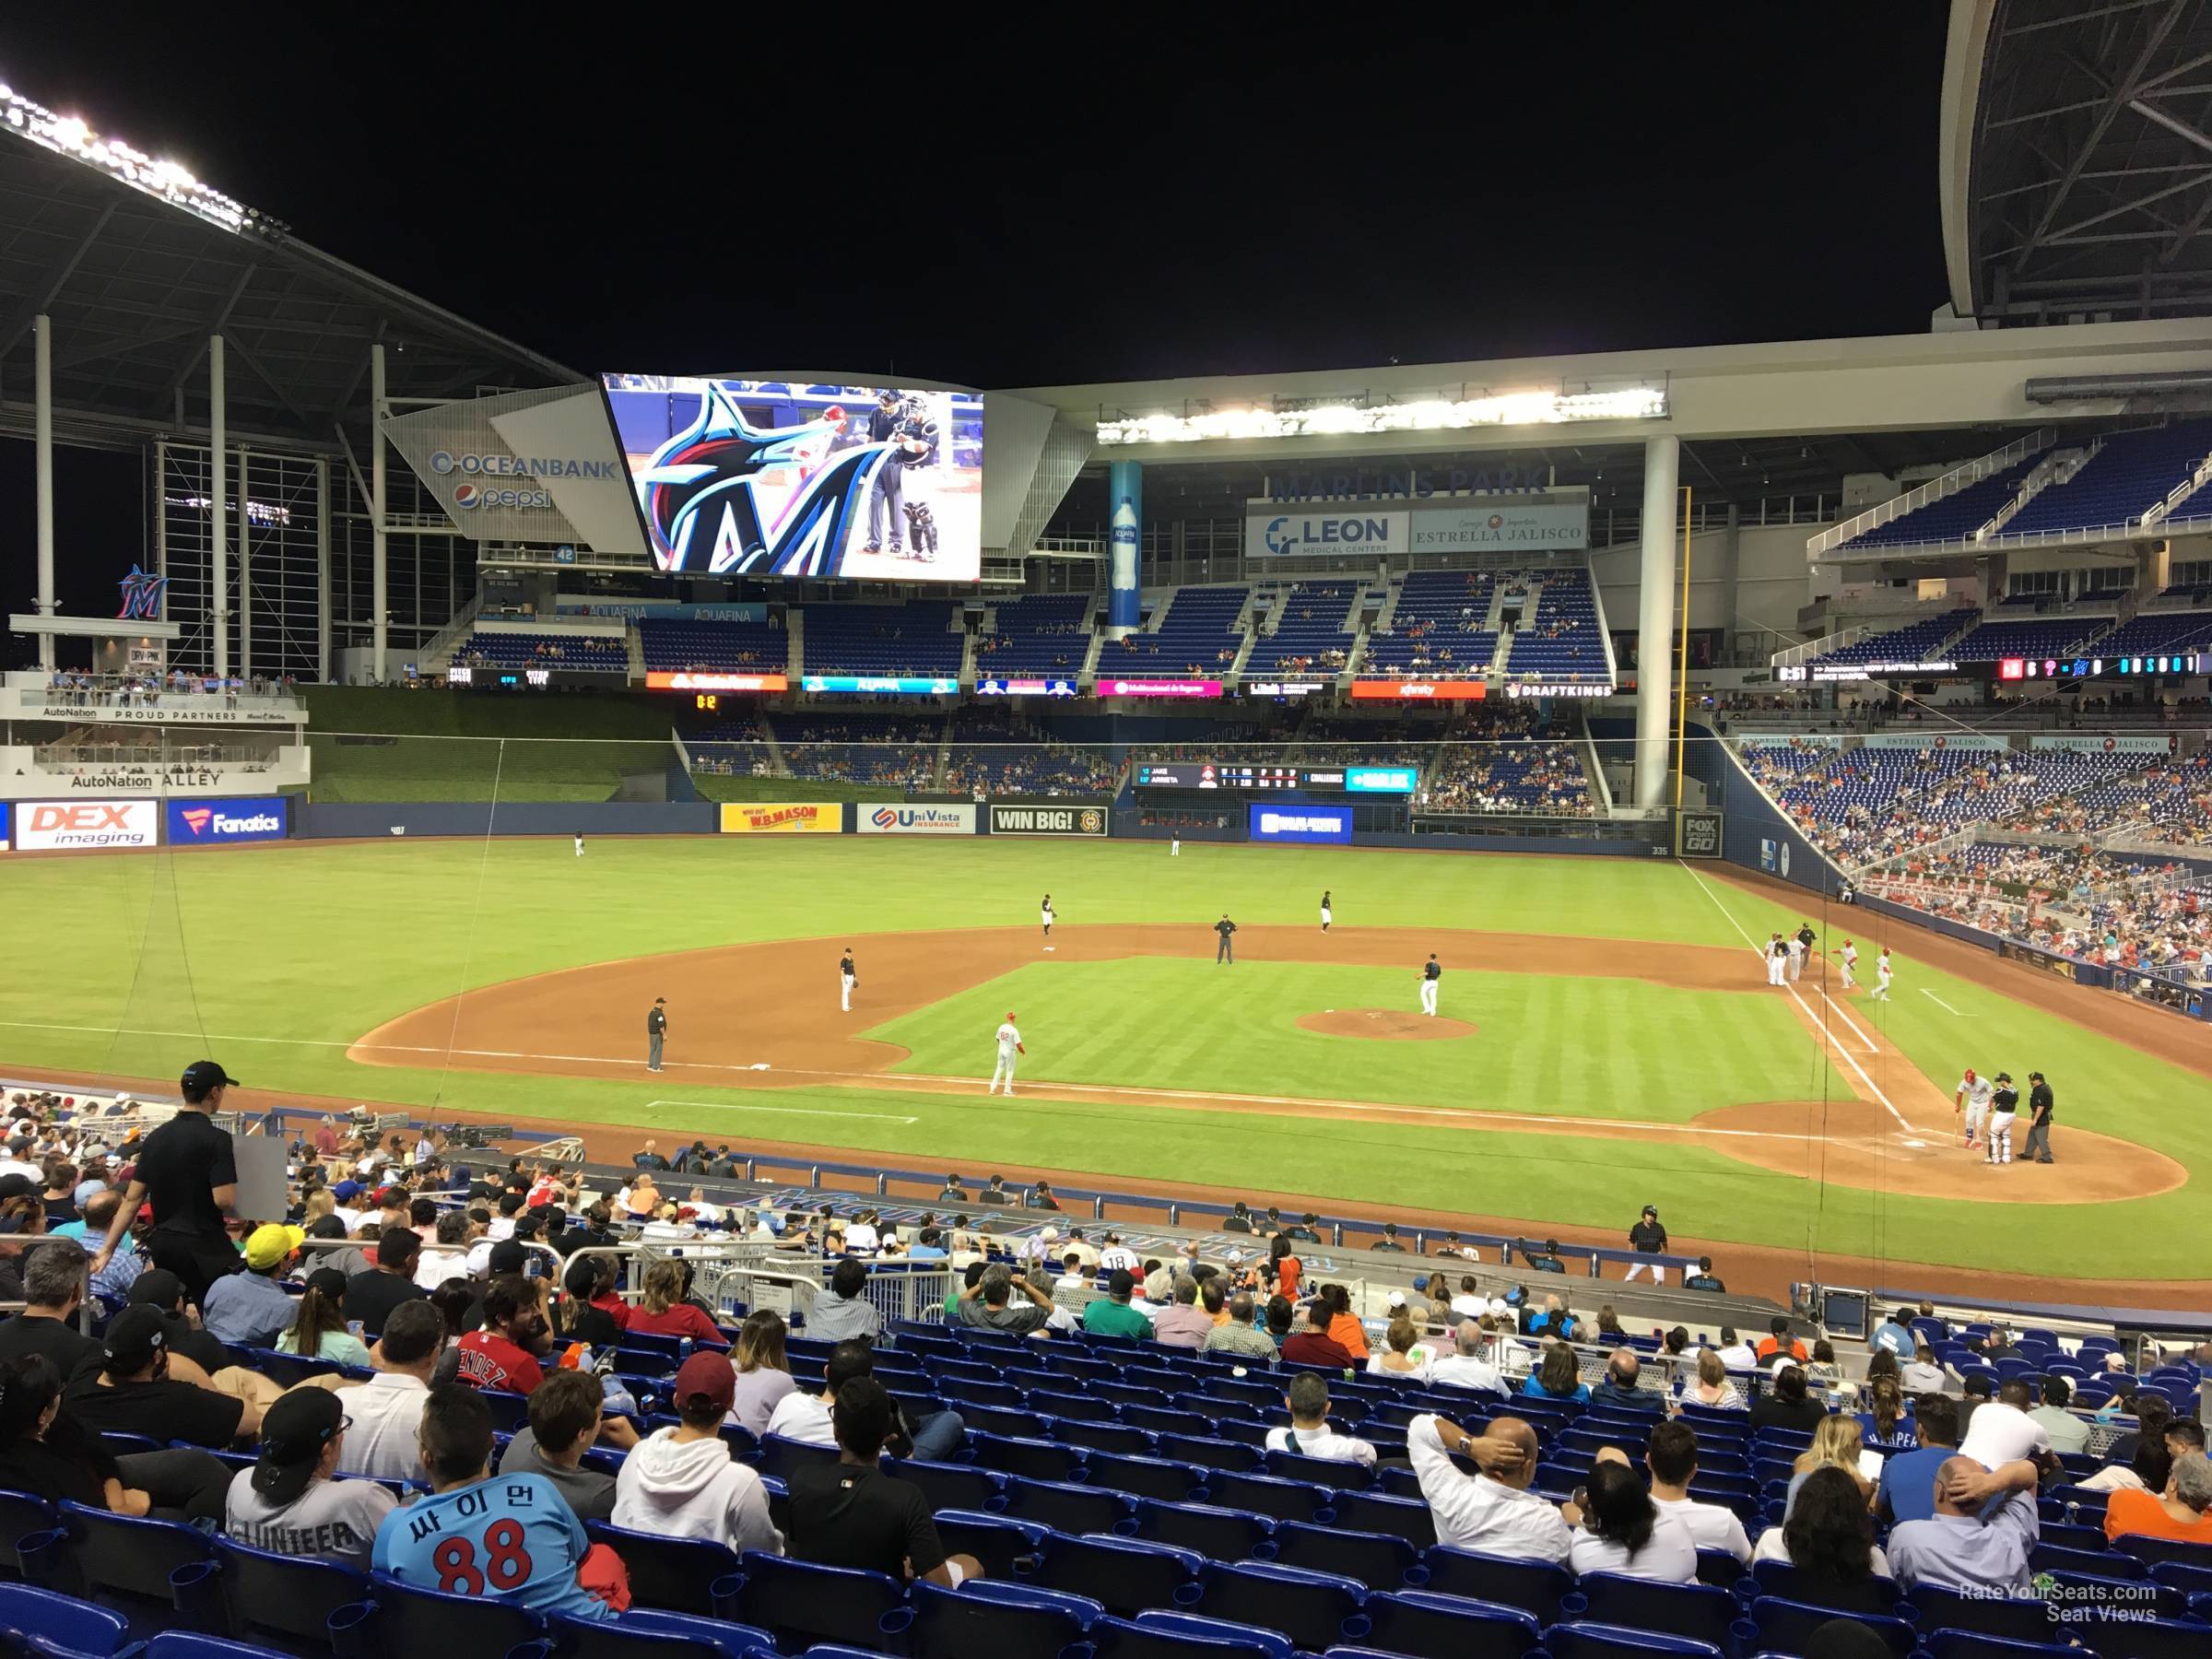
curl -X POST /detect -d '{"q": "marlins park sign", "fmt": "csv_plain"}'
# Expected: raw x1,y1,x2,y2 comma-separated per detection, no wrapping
989,800,1108,838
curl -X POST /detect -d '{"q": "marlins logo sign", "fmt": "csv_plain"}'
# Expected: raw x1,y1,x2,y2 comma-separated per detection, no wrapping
636,385,885,578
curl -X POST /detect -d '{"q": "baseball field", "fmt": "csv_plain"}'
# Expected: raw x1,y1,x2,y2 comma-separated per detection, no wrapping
1,834,2206,1300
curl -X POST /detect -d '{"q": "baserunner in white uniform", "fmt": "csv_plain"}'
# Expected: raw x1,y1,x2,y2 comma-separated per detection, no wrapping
1954,1068,1994,1151
1766,934,1789,986
987,1011,1026,1096
1872,948,1893,1001
1838,939,1859,989
574,831,584,858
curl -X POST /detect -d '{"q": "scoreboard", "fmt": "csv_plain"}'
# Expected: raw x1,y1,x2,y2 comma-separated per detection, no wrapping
1135,762,1418,794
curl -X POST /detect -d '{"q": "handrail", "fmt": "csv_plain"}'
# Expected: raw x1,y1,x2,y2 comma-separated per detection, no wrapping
1806,428,2053,559
2141,443,2212,527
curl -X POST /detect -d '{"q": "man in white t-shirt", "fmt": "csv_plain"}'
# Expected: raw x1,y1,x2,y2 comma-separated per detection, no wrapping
1715,1327,1759,1371
1264,1375,1377,1467
1446,1276,1487,1320
1958,1380,2052,1471
1097,1233,1139,1275
986,1013,1025,1096
337,1302,441,1482
1429,1322,1510,1398
1647,1419,1752,1561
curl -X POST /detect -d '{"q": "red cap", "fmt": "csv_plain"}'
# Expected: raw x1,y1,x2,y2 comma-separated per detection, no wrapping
1006,1011,1018,1020
1963,1069,1976,1081
672,1351,735,1415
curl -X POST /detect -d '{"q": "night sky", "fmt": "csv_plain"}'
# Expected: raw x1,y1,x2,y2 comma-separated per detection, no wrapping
2,7,1952,623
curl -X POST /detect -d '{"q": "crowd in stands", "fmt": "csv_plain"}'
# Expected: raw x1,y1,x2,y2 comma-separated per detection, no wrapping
971,594,1089,678
457,632,629,671
636,617,787,676
2,1077,2209,1657
39,670,298,708
772,712,943,789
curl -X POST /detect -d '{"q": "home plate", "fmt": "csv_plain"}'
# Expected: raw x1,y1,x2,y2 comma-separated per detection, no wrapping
749,1063,771,1071
1900,1137,1930,1148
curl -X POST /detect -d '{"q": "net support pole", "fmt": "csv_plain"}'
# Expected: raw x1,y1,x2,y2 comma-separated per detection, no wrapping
1673,483,1693,823
371,342,388,686
211,335,228,681
33,314,55,669
1633,433,1679,807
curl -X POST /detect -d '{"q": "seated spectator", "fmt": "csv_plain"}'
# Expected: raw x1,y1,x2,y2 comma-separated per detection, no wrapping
413,1211,471,1292
1280,1300,1355,1370
1647,1419,1751,1561
1806,1339,1845,1389
1753,1465,1891,1579
1958,1378,2051,1469
454,1275,550,1395
499,1367,635,1523
549,1256,625,1349
1447,1276,1487,1320
1523,1342,1590,1404
1900,1342,1947,1395
1571,1457,1698,1582
1683,1347,1745,1410
784,1376,981,1586
334,1300,442,1481
1877,1394,1959,1525
76,1191,145,1303
1858,1375,1917,1452
766,1337,964,1463
65,1305,262,1447
2105,1394,2170,1467
1083,1268,1154,1339
806,1256,883,1345
1787,1416,1882,1513
1888,1456,2042,1594
1204,1293,1279,1362
372,1383,617,1619
1589,1349,1659,1412
2102,1450,2212,1545
1757,1318,1809,1364
727,1310,799,1434
936,1173,968,1203
0,1353,230,1521
1407,1413,1569,1560
0,1238,100,1374
1429,1321,1508,1397
1317,1283,1371,1359
347,1227,429,1337
1265,1374,1376,1466
1368,1315,1433,1381
626,1259,724,1345
611,1350,782,1551
1715,1325,1757,1371
2028,1375,2092,1455
225,1387,395,1569
203,1224,308,1348
956,1264,1059,1340
276,1268,373,1369
1750,1365,1830,1434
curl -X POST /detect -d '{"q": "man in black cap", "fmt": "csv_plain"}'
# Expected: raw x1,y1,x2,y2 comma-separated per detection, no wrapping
646,998,668,1073
91,1059,242,1305
1625,1205,1669,1285
65,1304,262,1448
124,1267,234,1375
2022,1071,2056,1165
222,1388,395,1569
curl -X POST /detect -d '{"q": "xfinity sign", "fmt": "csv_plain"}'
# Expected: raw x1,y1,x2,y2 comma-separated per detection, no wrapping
168,796,289,844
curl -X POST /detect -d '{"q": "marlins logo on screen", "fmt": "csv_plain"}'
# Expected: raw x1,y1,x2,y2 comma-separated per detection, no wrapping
637,385,884,577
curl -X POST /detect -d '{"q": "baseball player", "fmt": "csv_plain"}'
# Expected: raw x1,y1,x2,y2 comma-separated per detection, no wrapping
1954,1067,1994,1151
1320,890,1333,933
1785,930,1806,982
1766,933,1789,986
1838,938,1859,989
1986,1071,2019,1166
864,390,907,555
1171,831,1180,857
1041,894,1055,948
573,830,584,858
1872,948,1893,1001
839,947,857,1013
987,1011,1025,1096
1419,953,1441,1016
902,500,939,561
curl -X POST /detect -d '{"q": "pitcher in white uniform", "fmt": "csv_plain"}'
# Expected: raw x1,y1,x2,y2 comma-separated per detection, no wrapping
1419,954,1441,1016
988,1012,1026,1096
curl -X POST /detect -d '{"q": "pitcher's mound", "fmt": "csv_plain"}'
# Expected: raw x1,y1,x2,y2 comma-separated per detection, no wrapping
1298,1007,1477,1041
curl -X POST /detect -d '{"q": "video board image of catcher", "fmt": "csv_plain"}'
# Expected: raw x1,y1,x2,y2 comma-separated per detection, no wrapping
603,376,984,582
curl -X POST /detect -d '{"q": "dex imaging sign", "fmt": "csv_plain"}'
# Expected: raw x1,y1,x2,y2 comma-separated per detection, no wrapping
1248,804,1352,845
18,801,159,850
167,796,289,845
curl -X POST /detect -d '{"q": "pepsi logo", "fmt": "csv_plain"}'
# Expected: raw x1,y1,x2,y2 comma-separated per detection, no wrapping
452,483,479,510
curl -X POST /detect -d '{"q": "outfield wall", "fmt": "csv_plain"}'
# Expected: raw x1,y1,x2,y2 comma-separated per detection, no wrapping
295,802,715,839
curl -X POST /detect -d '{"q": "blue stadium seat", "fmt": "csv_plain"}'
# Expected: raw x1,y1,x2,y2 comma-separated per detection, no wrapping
1746,1557,1901,1614
585,1523,741,1616
970,1433,1086,1484
341,1575,545,1657
2083,1617,2212,1659
1153,1434,1262,1474
905,1578,1098,1659
926,1512,1048,1580
548,1608,775,1659
1084,1453,1204,1504
1418,1548,1574,1625
1324,1489,1437,1547
1903,1584,2070,1645
1568,1573,1737,1649
1083,1610,1288,1659
1268,1522,1418,1593
724,1553,907,1653
1262,1448,1374,1491
194,1539,368,1653
0,1583,128,1658
1693,1549,1746,1589
133,1636,292,1659
880,1457,1005,1515
1355,1590,1544,1659
751,1435,841,1486
1738,1594,1916,1657
1028,1532,1204,1620
2112,1535,2212,1571
1198,1469,1328,1524
1190,1560,1368,1647
1001,1477,1134,1535
1543,1622,1724,1659
56,1502,215,1623
1922,1634,2088,1659
2032,1543,2147,1579
1035,1392,1120,1424
1053,1420,1156,1457
0,1492,57,1577
1119,1500,1275,1561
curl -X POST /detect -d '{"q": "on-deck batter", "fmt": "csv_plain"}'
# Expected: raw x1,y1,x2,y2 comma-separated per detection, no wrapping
987,1011,1025,1096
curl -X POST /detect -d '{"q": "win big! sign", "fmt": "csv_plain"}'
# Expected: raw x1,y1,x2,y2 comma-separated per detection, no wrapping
18,801,159,850
988,800,1108,838
166,796,289,845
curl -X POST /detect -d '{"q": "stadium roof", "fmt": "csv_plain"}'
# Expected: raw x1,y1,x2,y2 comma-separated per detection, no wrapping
0,112,578,454
1946,0,2212,325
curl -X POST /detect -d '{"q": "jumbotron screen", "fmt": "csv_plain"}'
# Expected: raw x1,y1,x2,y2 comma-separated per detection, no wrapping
602,376,984,582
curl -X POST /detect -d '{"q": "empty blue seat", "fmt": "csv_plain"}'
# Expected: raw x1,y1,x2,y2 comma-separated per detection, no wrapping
1419,1548,1573,1625
1544,1621,1724,1659
906,1577,1098,1659
1030,1531,1203,1620
1262,1448,1374,1492
1324,1489,1437,1548
970,1432,1086,1484
1569,1572,1737,1649
1199,1469,1328,1523
586,1523,741,1616
1357,1589,1544,1659
725,1551,906,1653
1002,1476,1133,1535
2088,1616,2212,1659
550,1607,774,1659
1923,1633,2090,1659
57,1503,215,1620
1740,1594,1917,1657
1746,1557,1901,1615
194,1539,368,1652
342,1575,545,1657
2112,1534,2212,1571
0,1493,58,1577
1154,1434,1261,1475
1084,1610,1288,1659
1054,1420,1157,1457
1906,1583,2070,1645
881,1457,1005,1515
133,1636,292,1659
0,1583,128,1657
1269,1522,1418,1593
1191,1559,1368,1646
1120,1500,1275,1561
1085,1453,1203,1504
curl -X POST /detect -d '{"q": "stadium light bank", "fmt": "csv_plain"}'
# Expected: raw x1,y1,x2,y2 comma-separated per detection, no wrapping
0,75,276,237
1095,382,1669,445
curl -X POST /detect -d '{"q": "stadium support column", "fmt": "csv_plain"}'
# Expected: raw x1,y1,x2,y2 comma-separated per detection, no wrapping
1633,433,1678,808
315,457,331,683
211,335,228,681
33,315,54,669
1108,461,1142,636
371,343,388,684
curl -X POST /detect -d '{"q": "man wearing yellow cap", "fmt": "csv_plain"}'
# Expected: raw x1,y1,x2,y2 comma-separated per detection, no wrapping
201,1223,306,1348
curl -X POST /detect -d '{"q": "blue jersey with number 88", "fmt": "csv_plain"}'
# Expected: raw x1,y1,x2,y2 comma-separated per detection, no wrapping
371,1472,606,1621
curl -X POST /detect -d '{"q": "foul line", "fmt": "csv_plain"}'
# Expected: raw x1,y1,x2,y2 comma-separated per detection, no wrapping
1921,989,1963,1016
1679,865,1913,1134
643,1098,918,1125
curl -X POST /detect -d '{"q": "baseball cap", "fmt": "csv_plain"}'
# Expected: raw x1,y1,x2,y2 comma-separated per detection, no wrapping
1641,1206,1659,1218
101,1305,169,1373
251,1388,346,1504
0,1174,37,1205
1994,1071,2012,1083
488,1241,527,1277
126,1269,185,1311
672,1351,736,1416
244,1224,306,1271
1041,1227,1058,1243
1385,1290,1407,1311
180,1060,239,1093
334,1181,363,1202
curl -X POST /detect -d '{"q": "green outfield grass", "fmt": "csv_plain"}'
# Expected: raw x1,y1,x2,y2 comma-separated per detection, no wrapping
690,775,905,804
0,835,2205,1278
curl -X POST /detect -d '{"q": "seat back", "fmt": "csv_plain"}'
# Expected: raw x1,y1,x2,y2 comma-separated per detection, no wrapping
1750,1594,1916,1657
359,1574,546,1654
1154,1435,1260,1475
1269,1522,1415,1592
209,1539,367,1648
548,1608,774,1659
1029,1531,1202,1619
1085,1453,1201,1504
1083,1611,1287,1659
1359,1589,1544,1659
927,1512,1046,1581
1199,1470,1325,1523
584,1523,740,1616
1571,1572,1735,1648
60,1503,215,1605
1193,1560,1366,1645
1747,1557,1900,1615
881,1457,1005,1515
1906,1584,2068,1645
1262,1448,1374,1491
1924,1632,2088,1659
750,1434,841,1486
1124,1500,1274,1561
907,1578,1093,1659
1544,1622,1726,1659
1418,1548,1573,1624
728,1551,905,1652
0,1583,127,1657
1002,1477,1132,1535
1324,1490,1436,1548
